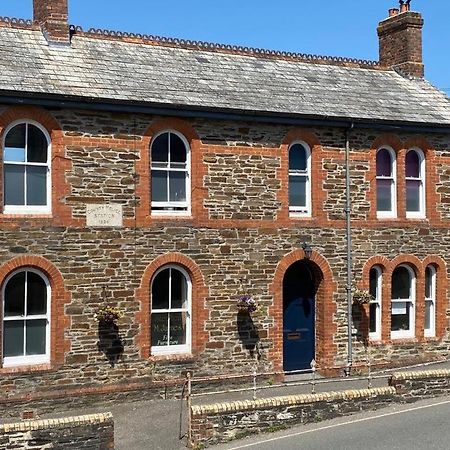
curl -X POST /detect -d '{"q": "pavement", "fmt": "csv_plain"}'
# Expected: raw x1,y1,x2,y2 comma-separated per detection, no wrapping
6,358,450,450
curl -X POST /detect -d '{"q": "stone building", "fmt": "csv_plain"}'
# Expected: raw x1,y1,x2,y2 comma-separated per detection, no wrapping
0,0,449,408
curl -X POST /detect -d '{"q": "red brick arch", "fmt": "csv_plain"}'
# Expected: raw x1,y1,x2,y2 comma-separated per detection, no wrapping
403,137,439,222
135,253,208,359
360,254,447,343
0,255,71,370
368,134,403,220
0,106,72,223
135,117,203,225
422,255,447,339
143,117,200,142
360,255,390,289
0,106,61,138
268,249,337,371
278,128,326,224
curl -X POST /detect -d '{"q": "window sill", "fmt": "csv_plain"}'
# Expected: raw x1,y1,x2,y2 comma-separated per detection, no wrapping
0,363,53,375
376,214,398,220
1,213,53,219
389,337,418,345
289,213,312,219
149,353,196,365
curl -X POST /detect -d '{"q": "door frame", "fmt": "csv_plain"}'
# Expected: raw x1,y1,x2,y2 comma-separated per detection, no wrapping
269,249,337,372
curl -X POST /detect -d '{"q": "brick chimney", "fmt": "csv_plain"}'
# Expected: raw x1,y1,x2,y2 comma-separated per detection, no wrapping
377,5,424,78
33,0,70,45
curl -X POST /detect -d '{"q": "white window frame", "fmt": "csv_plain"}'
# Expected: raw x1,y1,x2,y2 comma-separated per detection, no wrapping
288,141,311,217
2,120,52,215
405,148,425,219
369,266,382,341
2,268,51,367
150,265,192,355
376,146,397,219
424,265,436,338
391,264,415,339
150,130,191,216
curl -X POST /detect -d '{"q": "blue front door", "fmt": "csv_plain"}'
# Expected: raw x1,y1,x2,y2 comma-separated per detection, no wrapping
283,262,315,371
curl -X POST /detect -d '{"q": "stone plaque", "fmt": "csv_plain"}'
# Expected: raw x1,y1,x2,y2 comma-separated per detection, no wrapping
86,204,123,227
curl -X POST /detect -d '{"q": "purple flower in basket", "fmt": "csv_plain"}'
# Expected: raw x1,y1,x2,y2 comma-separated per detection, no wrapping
237,295,258,313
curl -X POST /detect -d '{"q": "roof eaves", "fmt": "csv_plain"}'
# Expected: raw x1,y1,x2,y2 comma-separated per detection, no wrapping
1,89,450,134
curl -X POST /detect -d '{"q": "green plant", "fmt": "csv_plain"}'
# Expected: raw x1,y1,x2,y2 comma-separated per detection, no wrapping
193,443,206,450
266,424,288,433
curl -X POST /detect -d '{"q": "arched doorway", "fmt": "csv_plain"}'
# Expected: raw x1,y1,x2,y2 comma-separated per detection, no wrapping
283,260,316,371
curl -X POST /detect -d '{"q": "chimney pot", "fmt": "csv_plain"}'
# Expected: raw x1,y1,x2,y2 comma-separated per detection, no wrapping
400,3,410,13
388,8,400,17
33,0,70,44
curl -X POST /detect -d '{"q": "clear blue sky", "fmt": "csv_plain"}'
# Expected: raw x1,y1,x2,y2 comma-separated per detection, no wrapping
1,0,449,94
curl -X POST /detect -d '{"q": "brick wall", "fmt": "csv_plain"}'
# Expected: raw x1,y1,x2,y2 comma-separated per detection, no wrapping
0,104,449,411
378,11,424,77
32,0,70,44
0,413,114,450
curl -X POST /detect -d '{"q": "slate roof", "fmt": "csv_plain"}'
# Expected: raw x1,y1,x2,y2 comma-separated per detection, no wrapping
0,26,449,127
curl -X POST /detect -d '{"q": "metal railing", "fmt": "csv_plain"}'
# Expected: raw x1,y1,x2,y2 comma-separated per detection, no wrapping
182,355,450,447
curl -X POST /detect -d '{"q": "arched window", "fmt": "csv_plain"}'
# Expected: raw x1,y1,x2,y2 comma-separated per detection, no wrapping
424,265,436,337
405,149,425,217
151,265,191,354
150,131,190,214
2,268,50,366
3,121,51,214
391,265,415,338
369,266,382,340
288,142,311,216
376,147,396,217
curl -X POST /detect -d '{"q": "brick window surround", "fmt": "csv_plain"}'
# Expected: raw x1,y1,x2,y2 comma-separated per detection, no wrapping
135,118,203,226
268,249,338,371
135,253,208,359
369,134,437,222
360,254,447,343
278,129,326,224
0,106,72,225
0,256,71,372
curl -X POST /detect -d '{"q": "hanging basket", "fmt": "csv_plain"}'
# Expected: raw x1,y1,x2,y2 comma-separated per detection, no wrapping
94,305,124,324
236,295,261,315
352,288,373,305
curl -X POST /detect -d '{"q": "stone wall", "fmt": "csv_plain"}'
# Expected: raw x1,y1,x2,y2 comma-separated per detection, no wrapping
390,369,450,400
191,387,396,445
191,370,450,446
0,104,449,411
0,413,114,450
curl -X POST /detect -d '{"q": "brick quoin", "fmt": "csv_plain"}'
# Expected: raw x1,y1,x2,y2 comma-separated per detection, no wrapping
0,255,71,371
